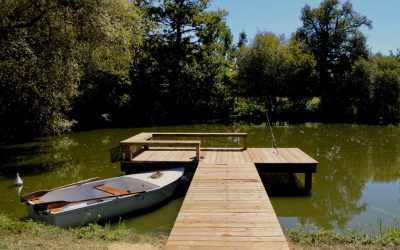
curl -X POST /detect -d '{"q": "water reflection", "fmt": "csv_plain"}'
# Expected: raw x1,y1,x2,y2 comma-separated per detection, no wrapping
0,136,78,178
14,185,23,194
267,124,400,232
0,124,399,234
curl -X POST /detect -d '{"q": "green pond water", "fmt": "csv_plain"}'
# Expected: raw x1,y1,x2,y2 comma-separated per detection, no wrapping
0,123,399,235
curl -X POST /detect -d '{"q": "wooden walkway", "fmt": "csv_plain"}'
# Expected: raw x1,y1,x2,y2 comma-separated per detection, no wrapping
166,162,289,249
119,132,318,249
121,147,317,192
121,147,316,165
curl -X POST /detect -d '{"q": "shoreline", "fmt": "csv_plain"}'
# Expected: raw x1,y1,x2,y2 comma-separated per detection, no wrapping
1,214,399,249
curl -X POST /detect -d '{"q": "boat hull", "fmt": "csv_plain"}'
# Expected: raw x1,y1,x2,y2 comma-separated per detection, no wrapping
24,169,183,227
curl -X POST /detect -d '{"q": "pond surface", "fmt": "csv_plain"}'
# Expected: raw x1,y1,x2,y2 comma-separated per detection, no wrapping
0,123,399,235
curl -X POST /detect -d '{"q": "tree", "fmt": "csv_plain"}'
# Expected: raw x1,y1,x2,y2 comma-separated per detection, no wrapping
0,0,142,142
283,37,317,101
351,56,400,124
131,0,234,121
236,32,286,101
235,32,316,120
237,31,247,48
296,0,372,118
71,1,143,129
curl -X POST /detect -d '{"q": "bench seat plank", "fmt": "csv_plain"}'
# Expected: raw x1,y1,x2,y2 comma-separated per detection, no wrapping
94,185,129,195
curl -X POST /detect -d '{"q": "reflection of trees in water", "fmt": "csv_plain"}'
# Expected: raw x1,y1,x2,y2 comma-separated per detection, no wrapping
306,161,367,229
0,135,79,178
0,136,80,218
251,124,400,230
49,136,81,179
364,127,400,182
298,137,367,230
309,125,398,229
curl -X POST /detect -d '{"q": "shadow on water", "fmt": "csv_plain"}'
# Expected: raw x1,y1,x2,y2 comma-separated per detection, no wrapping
0,136,78,177
260,173,308,196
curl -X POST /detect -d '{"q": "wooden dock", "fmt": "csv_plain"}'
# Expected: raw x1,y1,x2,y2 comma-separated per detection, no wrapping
166,162,289,249
121,147,317,192
119,132,318,249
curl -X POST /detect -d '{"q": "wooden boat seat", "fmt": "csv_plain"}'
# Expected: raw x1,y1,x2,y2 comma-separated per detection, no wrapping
30,199,45,204
49,207,63,213
94,184,129,195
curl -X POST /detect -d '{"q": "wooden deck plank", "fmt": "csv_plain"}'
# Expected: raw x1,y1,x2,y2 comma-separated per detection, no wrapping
172,216,280,224
168,235,287,242
170,227,284,236
210,149,217,163
224,149,230,163
246,148,318,164
176,212,278,219
166,241,289,249
185,193,267,198
166,162,289,249
123,142,317,166
168,148,180,161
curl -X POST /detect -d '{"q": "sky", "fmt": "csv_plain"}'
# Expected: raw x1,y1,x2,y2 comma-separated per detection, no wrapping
210,0,400,55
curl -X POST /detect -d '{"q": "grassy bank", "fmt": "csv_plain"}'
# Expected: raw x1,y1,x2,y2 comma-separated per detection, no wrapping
286,224,400,249
2,214,400,249
0,214,166,250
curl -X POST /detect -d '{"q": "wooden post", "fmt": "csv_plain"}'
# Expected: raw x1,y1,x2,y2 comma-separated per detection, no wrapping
123,151,131,161
195,145,200,161
121,145,136,161
304,172,312,193
243,135,248,150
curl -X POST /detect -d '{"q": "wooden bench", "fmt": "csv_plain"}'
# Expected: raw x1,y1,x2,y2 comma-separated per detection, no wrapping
120,139,201,161
120,133,153,143
119,132,247,162
151,132,248,149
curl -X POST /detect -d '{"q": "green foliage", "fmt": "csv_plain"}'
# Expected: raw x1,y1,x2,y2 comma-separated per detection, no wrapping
0,213,165,249
296,0,372,118
288,221,400,246
350,56,400,124
306,97,321,115
236,32,286,99
131,0,234,122
235,32,316,121
1,0,399,141
233,1,398,124
232,98,266,120
0,11,80,140
72,71,133,129
282,37,317,99
297,0,372,79
0,0,142,142
72,222,127,241
237,31,248,48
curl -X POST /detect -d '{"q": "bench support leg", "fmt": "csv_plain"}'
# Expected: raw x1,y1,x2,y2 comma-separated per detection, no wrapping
122,145,136,161
195,146,200,161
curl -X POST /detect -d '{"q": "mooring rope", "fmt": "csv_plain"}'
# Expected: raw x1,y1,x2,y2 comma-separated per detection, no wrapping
266,111,278,155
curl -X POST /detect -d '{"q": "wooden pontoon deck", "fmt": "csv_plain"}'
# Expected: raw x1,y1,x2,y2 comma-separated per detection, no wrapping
119,132,318,249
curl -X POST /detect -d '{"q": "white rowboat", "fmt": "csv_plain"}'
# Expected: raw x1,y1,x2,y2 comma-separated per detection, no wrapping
21,168,184,227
